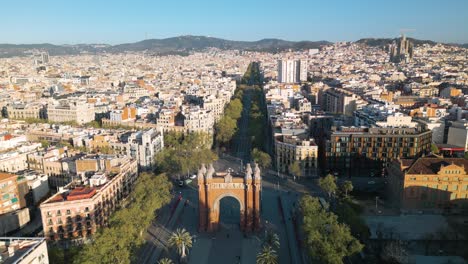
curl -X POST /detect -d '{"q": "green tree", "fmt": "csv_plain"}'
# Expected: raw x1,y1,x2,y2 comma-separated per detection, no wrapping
300,195,363,264
40,139,50,149
85,120,102,128
158,258,174,264
319,174,338,199
341,180,353,198
225,98,243,120
335,200,370,241
75,173,172,264
168,228,193,259
263,229,280,249
215,116,237,145
381,240,409,264
289,161,301,178
48,246,65,264
155,132,217,176
252,148,271,169
256,245,278,264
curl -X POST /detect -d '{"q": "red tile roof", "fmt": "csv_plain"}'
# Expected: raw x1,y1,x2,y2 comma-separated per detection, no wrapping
406,158,468,175
67,187,96,201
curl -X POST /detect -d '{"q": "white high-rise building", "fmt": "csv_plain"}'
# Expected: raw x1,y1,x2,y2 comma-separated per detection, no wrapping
299,60,308,82
277,59,307,83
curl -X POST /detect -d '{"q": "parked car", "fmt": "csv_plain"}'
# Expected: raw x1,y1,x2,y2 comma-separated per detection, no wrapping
184,179,193,185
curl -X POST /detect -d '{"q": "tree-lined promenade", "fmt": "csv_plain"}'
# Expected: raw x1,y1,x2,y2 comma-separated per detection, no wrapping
49,172,173,264
155,131,218,177
215,88,244,149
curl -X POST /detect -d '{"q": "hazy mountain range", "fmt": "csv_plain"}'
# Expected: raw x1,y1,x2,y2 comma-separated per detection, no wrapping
0,35,466,58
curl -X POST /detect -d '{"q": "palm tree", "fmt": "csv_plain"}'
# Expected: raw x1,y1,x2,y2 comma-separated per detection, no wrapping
342,180,353,198
263,229,280,249
168,228,193,259
256,245,278,264
158,258,174,264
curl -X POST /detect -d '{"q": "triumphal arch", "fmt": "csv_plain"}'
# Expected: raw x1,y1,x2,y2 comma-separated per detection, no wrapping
198,163,261,232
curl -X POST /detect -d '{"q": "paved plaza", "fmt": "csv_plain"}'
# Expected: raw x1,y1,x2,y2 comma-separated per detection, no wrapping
175,184,295,264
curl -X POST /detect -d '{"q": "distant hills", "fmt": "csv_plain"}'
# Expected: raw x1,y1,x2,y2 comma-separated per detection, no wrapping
0,35,465,58
0,36,331,58
356,37,468,49
0,43,111,58
109,36,331,53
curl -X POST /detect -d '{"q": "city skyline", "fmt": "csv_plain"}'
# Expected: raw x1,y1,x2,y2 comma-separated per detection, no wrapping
1,0,467,44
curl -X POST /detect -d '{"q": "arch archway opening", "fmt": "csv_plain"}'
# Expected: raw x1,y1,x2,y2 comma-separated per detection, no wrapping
218,196,241,229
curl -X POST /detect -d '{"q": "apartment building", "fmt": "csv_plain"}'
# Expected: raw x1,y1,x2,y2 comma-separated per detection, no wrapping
47,101,95,125
447,120,468,151
156,108,177,129
0,173,28,215
202,96,226,121
39,155,138,241
0,173,31,235
182,106,215,134
111,129,164,169
322,88,361,116
277,59,307,83
326,125,432,175
275,135,318,177
387,157,468,214
0,237,49,264
6,103,45,120
109,107,137,122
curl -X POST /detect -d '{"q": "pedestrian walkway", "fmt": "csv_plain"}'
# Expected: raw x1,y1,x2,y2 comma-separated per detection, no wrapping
280,195,302,264
241,236,260,264
139,197,186,264
188,238,212,264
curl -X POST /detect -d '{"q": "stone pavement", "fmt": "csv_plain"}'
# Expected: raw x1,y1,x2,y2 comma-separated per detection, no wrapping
188,238,211,264
365,214,450,240
188,226,261,264
280,194,302,264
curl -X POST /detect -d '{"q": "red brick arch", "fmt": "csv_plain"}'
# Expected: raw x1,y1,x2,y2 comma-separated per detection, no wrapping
198,164,261,232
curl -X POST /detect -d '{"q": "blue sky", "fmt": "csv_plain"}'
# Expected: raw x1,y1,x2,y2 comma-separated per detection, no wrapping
2,0,467,44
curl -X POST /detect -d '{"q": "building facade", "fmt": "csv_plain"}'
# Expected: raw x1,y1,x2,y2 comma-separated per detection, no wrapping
277,59,306,83
387,157,468,214
39,156,138,241
326,126,432,175
117,128,164,170
0,173,28,215
0,237,49,264
182,107,215,134
322,88,360,116
447,120,468,151
275,135,318,177
47,101,95,125
6,103,45,120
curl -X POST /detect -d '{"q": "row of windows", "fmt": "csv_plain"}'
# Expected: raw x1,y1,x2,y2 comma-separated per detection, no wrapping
408,177,468,182
46,207,90,217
